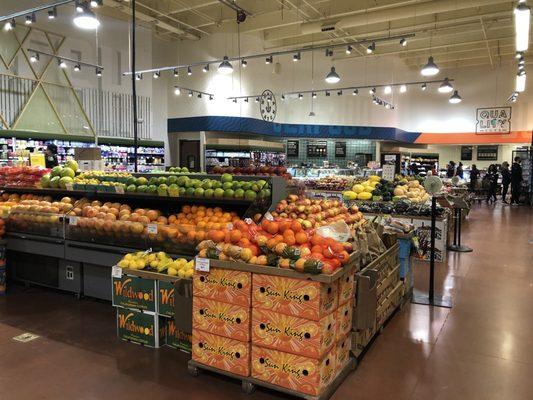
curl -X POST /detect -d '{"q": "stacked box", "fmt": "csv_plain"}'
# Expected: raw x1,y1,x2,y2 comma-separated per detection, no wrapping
112,274,157,312
116,307,166,348
192,268,252,376
166,319,192,352
336,299,354,341
157,280,175,317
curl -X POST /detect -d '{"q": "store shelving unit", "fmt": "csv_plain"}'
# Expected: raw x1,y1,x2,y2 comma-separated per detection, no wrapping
205,149,285,170
401,153,439,176
512,146,532,205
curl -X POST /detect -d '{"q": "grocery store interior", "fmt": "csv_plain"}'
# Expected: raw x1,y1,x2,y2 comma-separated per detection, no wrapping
0,1,532,399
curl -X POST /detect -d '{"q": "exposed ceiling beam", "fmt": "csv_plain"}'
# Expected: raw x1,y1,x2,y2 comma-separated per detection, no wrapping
136,0,209,35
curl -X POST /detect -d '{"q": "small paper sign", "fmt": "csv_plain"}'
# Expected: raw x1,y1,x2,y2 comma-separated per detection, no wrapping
264,212,274,221
115,185,125,194
195,257,210,272
244,218,253,225
111,265,123,278
69,216,78,226
65,183,74,191
147,224,158,234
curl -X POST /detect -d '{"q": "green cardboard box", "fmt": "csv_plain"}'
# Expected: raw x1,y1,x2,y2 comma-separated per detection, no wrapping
158,280,175,317
116,307,166,348
112,274,157,312
165,318,191,352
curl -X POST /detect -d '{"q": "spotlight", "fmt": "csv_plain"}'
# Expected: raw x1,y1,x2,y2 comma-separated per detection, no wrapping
293,52,301,62
76,1,84,12
174,87,181,96
369,87,376,94
95,68,102,77
265,55,273,64
90,0,103,7
48,7,57,19
325,49,333,57
73,9,100,30
281,95,285,100
399,84,407,93
241,59,247,68
325,91,330,96
136,73,142,80
255,97,260,103
218,56,233,74
385,103,391,109
25,13,36,25
30,53,39,63
516,51,524,59
187,66,192,75
516,72,526,92
400,38,407,47
449,90,462,104
337,90,343,96
298,93,303,99
309,111,316,117
153,71,160,79
197,93,202,98
352,89,358,95
346,46,353,55
325,66,340,84
421,83,427,91
232,98,237,103
438,78,453,93
209,95,214,100
312,92,317,98
421,56,439,76
3,19,15,31
519,64,525,71
203,64,209,73
188,91,193,97
384,85,392,94
519,58,525,66
244,98,249,102
173,68,179,77
58,59,67,68
366,42,375,54
74,64,81,72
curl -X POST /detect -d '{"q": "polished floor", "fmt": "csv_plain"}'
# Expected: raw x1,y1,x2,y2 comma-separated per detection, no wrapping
0,204,532,400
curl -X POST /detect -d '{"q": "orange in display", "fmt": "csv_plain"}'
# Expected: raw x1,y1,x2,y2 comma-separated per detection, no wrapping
336,299,354,341
193,296,251,342
192,329,250,377
252,308,336,359
193,268,251,307
338,267,356,306
251,345,337,396
252,274,338,321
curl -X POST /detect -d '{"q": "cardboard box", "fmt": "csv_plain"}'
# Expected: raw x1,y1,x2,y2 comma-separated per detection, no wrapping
193,268,251,307
335,334,351,373
193,297,251,342
116,307,165,348
112,274,157,313
252,274,338,321
251,308,335,359
158,280,175,317
251,345,337,396
192,329,250,377
336,299,354,341
338,266,356,306
74,147,101,160
165,319,192,352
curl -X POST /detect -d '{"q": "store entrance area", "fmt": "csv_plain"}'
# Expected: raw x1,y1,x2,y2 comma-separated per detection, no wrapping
1,204,530,400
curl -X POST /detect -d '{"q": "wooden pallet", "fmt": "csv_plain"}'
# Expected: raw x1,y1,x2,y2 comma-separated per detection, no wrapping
187,358,357,400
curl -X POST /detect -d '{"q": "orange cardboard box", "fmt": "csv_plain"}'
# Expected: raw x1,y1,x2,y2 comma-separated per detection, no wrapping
192,329,250,377
252,274,338,321
335,334,351,373
338,267,356,306
193,296,251,342
251,345,337,396
336,299,354,341
252,308,335,359
193,268,251,307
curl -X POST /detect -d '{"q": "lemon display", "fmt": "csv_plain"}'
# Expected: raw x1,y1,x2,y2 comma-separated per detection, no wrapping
115,251,194,278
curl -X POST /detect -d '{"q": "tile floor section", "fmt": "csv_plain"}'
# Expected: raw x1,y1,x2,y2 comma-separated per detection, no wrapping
0,203,532,400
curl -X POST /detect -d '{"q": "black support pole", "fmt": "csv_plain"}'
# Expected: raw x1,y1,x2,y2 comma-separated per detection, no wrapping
428,196,436,302
131,0,138,173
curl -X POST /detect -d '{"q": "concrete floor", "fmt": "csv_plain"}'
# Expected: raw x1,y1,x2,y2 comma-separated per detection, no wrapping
0,203,532,400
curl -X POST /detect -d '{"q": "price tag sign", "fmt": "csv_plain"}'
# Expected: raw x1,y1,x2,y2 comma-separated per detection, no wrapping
147,224,158,234
69,216,78,226
244,218,253,225
195,257,210,272
115,185,125,194
264,212,274,221
111,265,123,278
65,183,74,191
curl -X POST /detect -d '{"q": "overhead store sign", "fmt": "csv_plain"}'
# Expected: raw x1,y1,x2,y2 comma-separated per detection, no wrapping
476,107,511,134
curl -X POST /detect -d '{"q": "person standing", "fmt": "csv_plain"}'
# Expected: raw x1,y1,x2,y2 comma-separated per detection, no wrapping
470,164,480,192
500,162,511,203
456,162,464,179
446,161,456,178
510,156,523,205
486,164,498,204
44,144,59,169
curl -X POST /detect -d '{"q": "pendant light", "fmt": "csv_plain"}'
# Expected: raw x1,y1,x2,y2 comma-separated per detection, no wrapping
514,1,531,52
449,90,462,104
218,56,233,74
421,56,439,76
325,67,340,83
438,78,454,93
383,85,392,94
73,9,100,30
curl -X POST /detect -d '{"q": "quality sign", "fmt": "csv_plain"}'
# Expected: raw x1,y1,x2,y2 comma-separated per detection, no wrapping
476,107,511,134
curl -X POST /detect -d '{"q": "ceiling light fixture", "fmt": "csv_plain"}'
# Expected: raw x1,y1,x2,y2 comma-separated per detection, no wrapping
325,91,330,96
516,51,524,59
187,66,192,75
325,49,333,57
281,94,285,100
25,13,36,25
293,52,301,62
312,92,317,98
516,72,526,92
244,98,249,102
76,1,84,12
255,97,260,103
515,1,531,51
73,9,100,30
95,68,102,77
367,42,375,54
519,58,525,65
209,95,214,100
265,55,273,64
369,87,376,94
58,59,67,68
353,89,358,95
153,71,160,79
337,90,343,96
438,77,453,93
346,46,353,55
421,83,427,91
241,59,247,68
90,0,103,7
400,38,407,47
309,111,316,117
421,56,439,76
48,7,57,19
298,93,303,99
188,91,193,97
174,87,181,96
74,64,81,72
173,68,179,77
3,19,15,31
325,67,340,84
203,64,209,73
136,73,142,80
399,84,407,93
197,93,202,99
233,98,237,103
30,53,39,63
384,85,392,94
218,56,233,74
449,90,462,104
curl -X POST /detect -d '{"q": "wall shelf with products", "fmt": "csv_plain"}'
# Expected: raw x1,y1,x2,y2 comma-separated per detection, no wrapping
205,149,286,170
401,153,439,176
